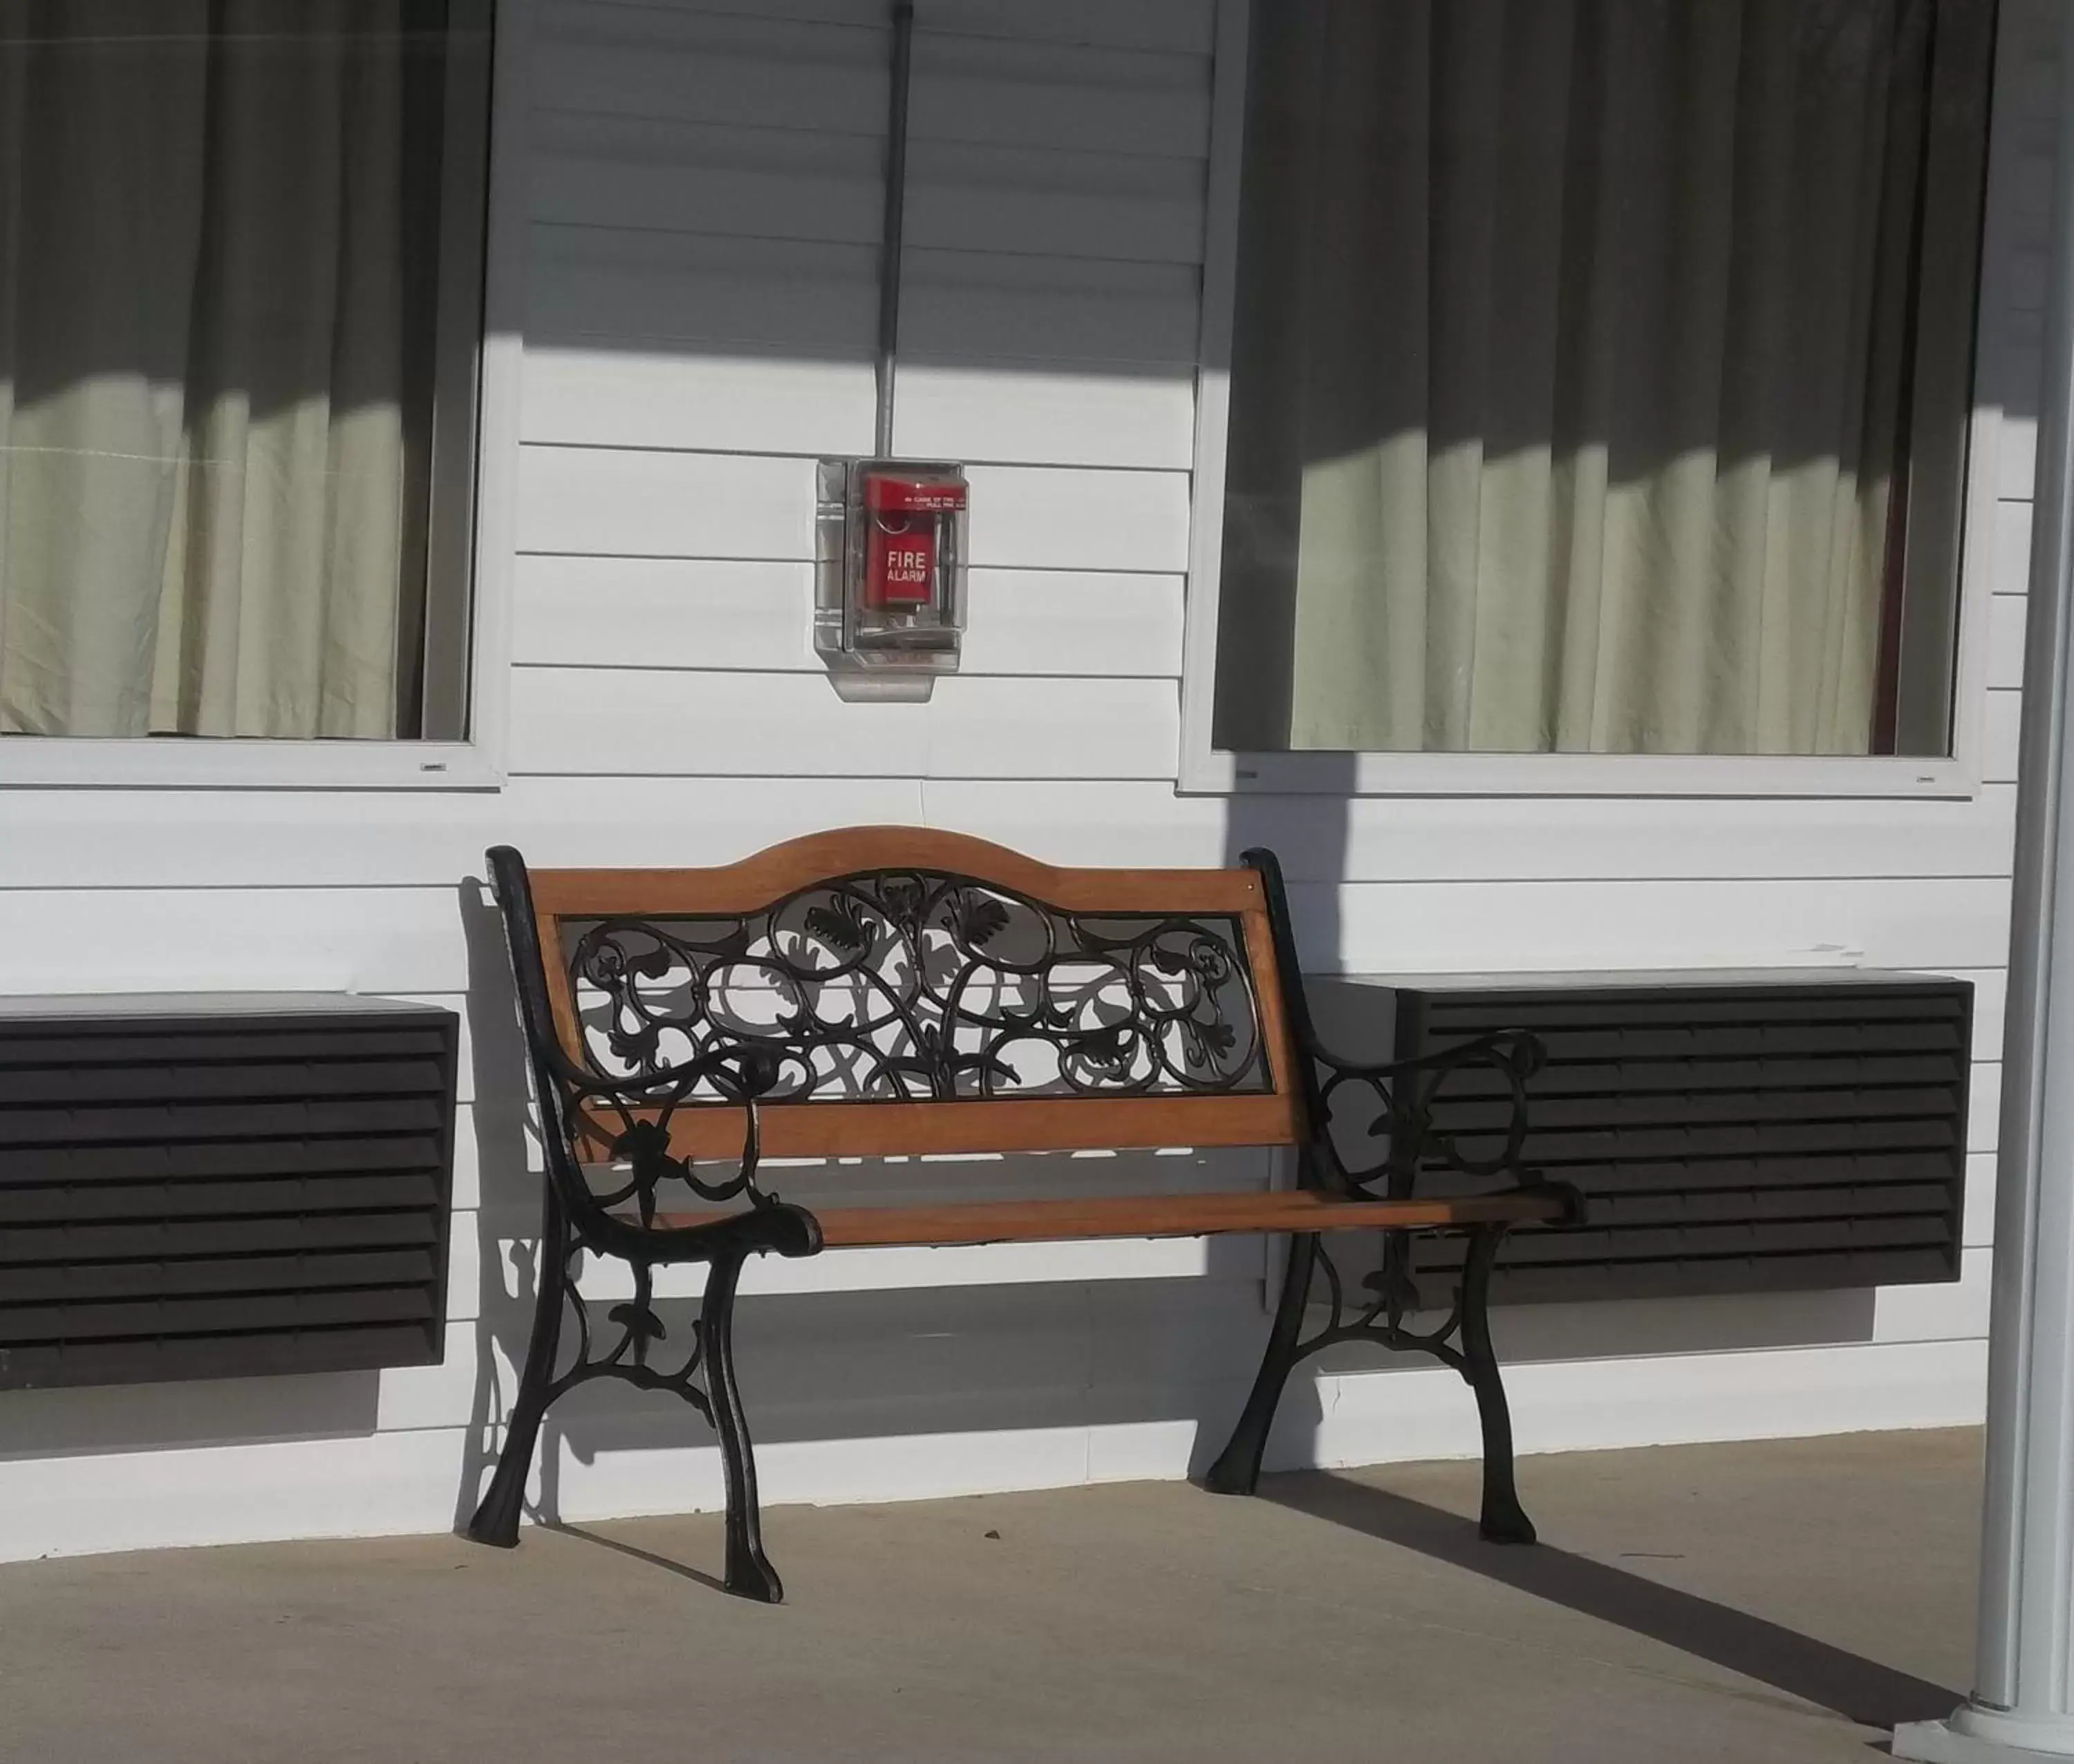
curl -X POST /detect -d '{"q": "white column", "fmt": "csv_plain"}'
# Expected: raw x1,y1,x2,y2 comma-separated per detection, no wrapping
1896,10,2074,1761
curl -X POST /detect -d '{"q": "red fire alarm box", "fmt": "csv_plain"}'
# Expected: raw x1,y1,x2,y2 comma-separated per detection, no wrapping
816,458,968,695
864,469,963,609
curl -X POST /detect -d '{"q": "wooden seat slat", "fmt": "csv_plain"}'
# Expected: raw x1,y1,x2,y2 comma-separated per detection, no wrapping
643,1188,1567,1249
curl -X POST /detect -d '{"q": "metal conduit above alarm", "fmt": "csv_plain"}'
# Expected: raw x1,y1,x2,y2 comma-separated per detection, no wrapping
814,0,969,703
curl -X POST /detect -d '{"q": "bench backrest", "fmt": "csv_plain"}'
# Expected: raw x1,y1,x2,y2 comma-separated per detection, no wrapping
491,831,1309,1183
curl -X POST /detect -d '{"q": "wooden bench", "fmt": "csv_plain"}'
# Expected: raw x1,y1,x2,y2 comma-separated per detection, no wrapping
466,829,1580,1601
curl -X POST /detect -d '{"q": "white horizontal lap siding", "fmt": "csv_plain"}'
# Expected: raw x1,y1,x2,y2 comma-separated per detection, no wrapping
0,889,471,995
1286,876,2014,986
510,448,1191,778
0,775,2028,892
512,557,1184,676
510,669,1179,778
514,0,1213,783
514,450,1193,571
0,778,935,889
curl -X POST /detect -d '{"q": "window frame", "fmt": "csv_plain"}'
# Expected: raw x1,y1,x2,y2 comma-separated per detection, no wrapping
1177,0,2006,800
0,0,526,792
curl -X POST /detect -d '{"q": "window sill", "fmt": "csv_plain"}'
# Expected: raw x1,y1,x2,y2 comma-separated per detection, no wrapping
1178,747,1983,800
0,739,505,791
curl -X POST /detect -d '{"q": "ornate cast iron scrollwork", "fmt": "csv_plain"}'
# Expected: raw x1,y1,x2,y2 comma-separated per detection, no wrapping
564,1043,783,1224
541,1235,710,1416
568,868,1268,1102
557,866,1269,1220
1302,1027,1547,1326
552,868,1269,1235
1309,1028,1544,1197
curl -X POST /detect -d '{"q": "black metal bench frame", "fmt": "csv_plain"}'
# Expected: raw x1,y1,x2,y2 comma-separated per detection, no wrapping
465,829,1580,1600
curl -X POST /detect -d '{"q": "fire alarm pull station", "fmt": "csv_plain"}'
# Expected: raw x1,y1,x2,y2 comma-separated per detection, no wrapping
815,458,967,702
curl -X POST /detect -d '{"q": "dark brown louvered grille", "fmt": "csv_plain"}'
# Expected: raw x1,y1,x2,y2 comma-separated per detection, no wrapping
0,997,458,1387
1389,976,1971,1304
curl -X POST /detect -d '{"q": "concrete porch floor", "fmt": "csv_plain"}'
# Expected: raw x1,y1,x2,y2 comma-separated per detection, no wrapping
0,1429,1981,1762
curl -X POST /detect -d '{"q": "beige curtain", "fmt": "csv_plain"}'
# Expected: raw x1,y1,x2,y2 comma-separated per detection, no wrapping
1214,0,1932,756
0,0,433,739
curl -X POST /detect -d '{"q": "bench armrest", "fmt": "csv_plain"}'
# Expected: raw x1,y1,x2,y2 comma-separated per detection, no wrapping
489,845,799,1235
558,1049,791,1225
1302,1025,1553,1198
1237,844,1562,1207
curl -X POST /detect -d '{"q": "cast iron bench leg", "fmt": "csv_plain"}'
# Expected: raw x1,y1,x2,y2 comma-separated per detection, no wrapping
463,1240,784,1598
467,1197,569,1548
1202,1231,1318,1496
1460,1223,1535,1544
702,1248,783,1602
1203,1222,1538,1546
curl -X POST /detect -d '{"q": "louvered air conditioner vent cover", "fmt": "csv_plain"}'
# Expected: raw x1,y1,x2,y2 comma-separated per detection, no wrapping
0,994,458,1389
1311,972,1970,1306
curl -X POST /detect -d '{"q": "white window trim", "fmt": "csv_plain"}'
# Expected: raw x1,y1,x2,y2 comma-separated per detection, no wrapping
1177,0,2003,802
0,0,529,793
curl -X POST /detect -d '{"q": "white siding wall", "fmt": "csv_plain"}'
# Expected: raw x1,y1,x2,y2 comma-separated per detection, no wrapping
0,0,2054,1560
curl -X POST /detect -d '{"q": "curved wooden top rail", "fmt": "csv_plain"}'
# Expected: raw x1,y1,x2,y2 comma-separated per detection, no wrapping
523,826,1269,918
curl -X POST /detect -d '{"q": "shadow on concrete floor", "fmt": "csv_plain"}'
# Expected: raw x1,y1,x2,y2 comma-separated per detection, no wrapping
1265,1472,1959,1729
544,1519,729,1595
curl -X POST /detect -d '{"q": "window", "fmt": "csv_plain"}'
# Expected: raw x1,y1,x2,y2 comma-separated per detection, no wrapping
0,1,492,749
1201,0,1997,771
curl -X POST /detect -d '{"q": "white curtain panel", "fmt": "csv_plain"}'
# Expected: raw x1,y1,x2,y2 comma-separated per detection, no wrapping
1218,0,1930,755
0,0,427,738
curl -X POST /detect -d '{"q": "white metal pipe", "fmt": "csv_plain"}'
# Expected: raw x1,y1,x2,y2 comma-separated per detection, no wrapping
1896,8,2074,1758
873,0,915,459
